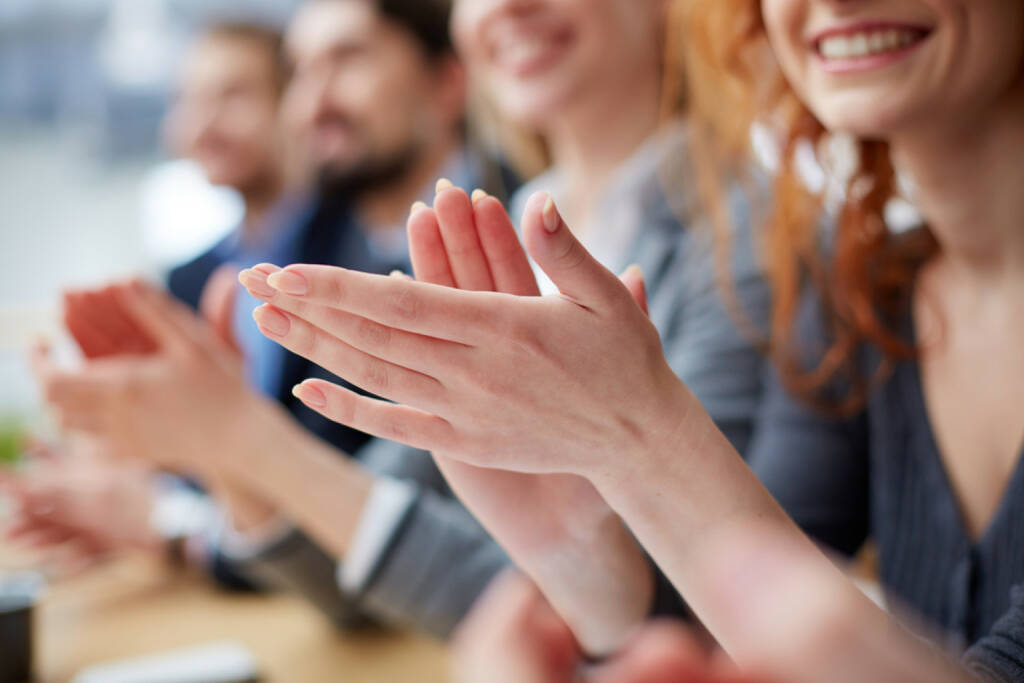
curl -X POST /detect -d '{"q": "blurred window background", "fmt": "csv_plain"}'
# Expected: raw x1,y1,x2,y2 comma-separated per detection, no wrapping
0,0,298,423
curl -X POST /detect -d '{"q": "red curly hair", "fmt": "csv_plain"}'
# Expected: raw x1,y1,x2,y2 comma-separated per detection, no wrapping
668,0,938,413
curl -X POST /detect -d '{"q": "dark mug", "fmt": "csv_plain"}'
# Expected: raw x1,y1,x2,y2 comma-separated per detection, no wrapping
0,572,43,683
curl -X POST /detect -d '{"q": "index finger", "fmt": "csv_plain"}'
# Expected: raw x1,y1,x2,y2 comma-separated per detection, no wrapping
265,265,501,344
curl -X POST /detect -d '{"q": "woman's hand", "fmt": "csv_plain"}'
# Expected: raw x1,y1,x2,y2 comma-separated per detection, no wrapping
240,182,655,653
239,191,695,480
453,571,759,683
409,184,655,654
455,528,976,683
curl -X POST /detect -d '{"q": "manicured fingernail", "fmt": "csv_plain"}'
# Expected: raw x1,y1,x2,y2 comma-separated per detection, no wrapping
624,264,644,280
542,194,561,233
471,189,487,205
435,178,454,194
389,270,412,281
239,269,276,299
253,306,290,337
410,201,429,216
293,382,326,409
252,263,283,275
267,270,308,296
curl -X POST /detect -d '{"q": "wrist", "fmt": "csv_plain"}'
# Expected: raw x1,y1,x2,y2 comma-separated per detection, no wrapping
227,412,375,559
213,479,280,533
513,477,655,656
585,368,707,491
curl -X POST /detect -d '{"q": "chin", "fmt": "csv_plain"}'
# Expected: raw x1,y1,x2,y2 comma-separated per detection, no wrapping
500,93,575,131
812,93,929,140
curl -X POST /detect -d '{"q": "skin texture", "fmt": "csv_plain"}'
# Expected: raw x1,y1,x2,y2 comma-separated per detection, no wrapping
241,193,687,476
453,570,760,683
242,187,655,654
454,524,971,683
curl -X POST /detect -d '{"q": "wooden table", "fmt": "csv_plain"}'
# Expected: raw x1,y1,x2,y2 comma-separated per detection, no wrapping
1,547,449,683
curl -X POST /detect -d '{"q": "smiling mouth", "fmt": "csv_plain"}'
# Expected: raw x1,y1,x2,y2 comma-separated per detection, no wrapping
491,27,573,77
815,25,932,62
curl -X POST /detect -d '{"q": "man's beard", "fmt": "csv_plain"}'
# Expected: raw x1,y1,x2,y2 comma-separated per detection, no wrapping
315,141,423,203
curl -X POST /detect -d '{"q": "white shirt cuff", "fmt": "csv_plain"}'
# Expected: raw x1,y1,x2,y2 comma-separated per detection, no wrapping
337,477,417,594
150,485,219,541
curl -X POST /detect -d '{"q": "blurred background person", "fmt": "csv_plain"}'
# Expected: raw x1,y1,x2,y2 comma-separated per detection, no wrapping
3,18,294,586
370,0,773,651
163,20,292,316
248,0,1024,677
236,0,769,652
23,0,531,640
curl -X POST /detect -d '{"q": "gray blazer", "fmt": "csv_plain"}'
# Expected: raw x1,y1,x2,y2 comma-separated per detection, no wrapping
230,126,772,639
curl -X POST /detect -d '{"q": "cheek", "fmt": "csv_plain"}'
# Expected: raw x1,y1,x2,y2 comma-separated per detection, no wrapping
452,2,486,63
761,0,814,102
972,3,1024,86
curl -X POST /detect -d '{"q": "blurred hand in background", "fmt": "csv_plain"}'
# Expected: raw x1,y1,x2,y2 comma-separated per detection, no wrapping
0,439,160,574
454,525,974,683
453,570,756,683
34,280,254,475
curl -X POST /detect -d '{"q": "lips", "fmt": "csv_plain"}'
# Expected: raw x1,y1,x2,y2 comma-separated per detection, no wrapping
812,23,932,62
489,26,573,77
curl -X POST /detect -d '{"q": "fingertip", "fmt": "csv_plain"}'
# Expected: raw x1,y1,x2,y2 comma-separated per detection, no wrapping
266,269,309,297
408,204,439,234
434,184,472,212
471,188,487,205
623,264,645,281
541,194,560,233
520,191,562,238
435,177,454,194
292,381,327,409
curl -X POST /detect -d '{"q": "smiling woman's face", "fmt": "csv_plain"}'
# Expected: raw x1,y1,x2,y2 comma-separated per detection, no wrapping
452,0,663,128
762,0,1024,137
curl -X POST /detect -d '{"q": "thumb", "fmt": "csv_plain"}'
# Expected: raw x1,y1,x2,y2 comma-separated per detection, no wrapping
619,266,649,316
521,192,626,308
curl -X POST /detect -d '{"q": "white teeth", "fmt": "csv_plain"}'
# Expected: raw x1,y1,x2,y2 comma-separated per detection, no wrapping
819,28,922,60
497,38,552,67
